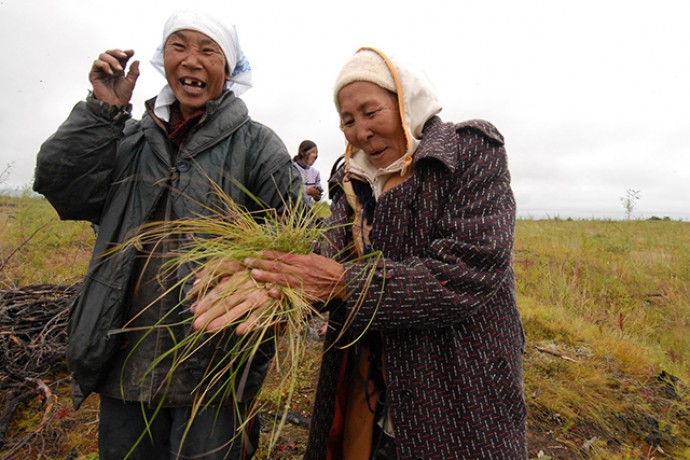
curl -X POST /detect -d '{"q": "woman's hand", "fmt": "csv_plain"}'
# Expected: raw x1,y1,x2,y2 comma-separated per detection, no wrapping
243,250,346,303
306,186,322,201
187,251,345,334
188,258,277,334
190,269,277,334
187,258,245,301
89,49,140,108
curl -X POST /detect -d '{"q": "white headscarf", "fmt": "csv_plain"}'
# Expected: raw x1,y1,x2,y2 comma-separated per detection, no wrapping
150,10,253,121
333,48,442,199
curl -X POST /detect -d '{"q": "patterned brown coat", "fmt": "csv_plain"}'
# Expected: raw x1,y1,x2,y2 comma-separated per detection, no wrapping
304,116,527,459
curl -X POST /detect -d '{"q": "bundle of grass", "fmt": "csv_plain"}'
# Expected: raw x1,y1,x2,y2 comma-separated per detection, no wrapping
109,181,383,458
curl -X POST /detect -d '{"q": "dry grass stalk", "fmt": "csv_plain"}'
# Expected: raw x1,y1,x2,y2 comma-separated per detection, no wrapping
109,182,382,457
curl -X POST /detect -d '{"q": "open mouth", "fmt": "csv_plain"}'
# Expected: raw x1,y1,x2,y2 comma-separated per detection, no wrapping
369,148,385,159
180,78,206,90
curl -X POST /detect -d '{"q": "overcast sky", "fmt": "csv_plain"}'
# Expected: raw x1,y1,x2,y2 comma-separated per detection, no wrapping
1,0,688,220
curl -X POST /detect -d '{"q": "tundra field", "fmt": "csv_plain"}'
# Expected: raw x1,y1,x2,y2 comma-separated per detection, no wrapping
1,195,689,459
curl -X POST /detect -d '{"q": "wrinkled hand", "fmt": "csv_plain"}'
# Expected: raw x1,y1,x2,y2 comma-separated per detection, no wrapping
187,258,245,301
89,49,140,107
190,270,276,334
243,250,345,303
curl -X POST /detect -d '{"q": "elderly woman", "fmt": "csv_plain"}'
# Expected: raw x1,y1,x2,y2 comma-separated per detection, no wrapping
194,47,526,459
33,10,301,460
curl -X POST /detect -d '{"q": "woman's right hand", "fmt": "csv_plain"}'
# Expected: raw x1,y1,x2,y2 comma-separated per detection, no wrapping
89,49,140,107
243,250,346,303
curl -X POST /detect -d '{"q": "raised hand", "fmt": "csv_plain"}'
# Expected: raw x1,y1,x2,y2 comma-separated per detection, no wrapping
89,49,140,107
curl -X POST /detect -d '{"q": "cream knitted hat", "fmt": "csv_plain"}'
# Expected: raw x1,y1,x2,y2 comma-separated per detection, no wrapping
333,49,396,108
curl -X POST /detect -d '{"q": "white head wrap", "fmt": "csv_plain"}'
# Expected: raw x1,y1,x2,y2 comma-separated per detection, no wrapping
333,47,442,198
150,10,253,121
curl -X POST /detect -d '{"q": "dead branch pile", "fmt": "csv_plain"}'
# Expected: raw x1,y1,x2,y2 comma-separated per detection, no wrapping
0,283,80,452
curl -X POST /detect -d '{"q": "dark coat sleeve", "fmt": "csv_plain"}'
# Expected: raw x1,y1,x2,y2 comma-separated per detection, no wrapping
33,96,131,223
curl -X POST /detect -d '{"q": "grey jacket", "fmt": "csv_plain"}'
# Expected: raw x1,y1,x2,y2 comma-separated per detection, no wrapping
34,91,302,408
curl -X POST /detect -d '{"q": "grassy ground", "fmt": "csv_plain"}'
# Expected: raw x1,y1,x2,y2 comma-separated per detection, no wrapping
514,219,690,459
1,196,689,459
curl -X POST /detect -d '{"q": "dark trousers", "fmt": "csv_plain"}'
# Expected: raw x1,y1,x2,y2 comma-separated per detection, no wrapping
98,395,259,460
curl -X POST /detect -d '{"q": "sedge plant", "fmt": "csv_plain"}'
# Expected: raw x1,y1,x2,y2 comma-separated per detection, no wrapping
107,179,383,458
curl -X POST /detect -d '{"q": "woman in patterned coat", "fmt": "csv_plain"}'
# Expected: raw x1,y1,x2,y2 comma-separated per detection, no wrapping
194,47,527,459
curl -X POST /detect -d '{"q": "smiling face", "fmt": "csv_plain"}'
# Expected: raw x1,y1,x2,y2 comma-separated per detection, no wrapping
163,29,229,119
337,81,407,170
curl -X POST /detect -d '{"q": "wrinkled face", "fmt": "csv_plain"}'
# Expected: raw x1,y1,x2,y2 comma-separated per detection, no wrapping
301,147,318,166
337,81,407,170
164,29,229,119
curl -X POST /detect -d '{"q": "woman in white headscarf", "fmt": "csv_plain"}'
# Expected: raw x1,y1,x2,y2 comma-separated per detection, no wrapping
149,9,253,121
193,47,526,459
34,9,301,460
